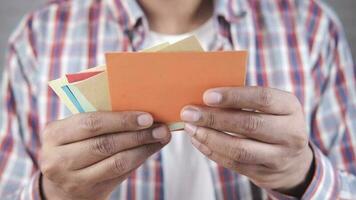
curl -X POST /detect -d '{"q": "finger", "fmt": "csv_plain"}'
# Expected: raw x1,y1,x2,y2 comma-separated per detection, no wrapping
195,145,302,191
45,111,154,145
92,168,135,196
61,125,170,170
191,138,262,177
77,141,167,183
203,86,300,115
58,167,136,198
181,106,292,143
185,124,282,166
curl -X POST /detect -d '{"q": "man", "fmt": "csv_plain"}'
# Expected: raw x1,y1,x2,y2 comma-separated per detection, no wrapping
0,0,355,199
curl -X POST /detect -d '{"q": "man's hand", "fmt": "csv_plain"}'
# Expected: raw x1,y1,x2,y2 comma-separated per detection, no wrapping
40,111,171,200
181,86,314,197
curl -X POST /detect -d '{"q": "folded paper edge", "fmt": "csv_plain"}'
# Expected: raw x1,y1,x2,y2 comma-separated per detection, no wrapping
48,78,79,114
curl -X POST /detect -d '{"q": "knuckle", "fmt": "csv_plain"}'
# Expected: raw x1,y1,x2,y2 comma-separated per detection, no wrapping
42,122,58,142
275,155,290,170
205,111,216,128
81,113,103,133
134,130,149,145
228,90,240,106
266,157,283,170
292,131,308,150
42,129,51,143
117,112,136,130
227,146,239,160
290,95,302,111
237,148,253,162
242,114,263,133
144,144,159,154
40,151,70,184
112,157,129,174
228,143,253,162
223,159,238,169
90,135,116,155
254,176,278,189
197,129,210,145
40,162,52,178
40,157,59,181
62,182,81,194
257,88,273,108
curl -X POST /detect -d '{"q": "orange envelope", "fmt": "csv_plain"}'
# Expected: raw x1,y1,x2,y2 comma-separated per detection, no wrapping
106,51,247,123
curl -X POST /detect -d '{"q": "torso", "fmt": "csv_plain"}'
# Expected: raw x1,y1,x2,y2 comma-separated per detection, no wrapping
12,0,336,199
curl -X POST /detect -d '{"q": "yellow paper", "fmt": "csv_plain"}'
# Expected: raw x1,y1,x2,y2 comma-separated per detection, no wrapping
70,38,202,113
49,36,203,131
68,85,97,112
71,71,111,111
160,36,203,52
142,42,170,52
48,77,79,114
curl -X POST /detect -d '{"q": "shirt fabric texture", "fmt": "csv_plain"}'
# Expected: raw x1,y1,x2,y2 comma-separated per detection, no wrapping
0,0,355,199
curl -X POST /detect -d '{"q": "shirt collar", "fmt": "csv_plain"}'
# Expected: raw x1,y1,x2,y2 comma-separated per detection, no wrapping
106,0,145,29
107,0,247,30
214,0,247,23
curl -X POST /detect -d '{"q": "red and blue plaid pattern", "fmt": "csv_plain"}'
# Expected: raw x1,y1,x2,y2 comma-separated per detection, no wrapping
0,0,355,199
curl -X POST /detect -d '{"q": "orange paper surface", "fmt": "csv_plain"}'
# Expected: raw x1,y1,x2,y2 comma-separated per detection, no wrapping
106,51,247,123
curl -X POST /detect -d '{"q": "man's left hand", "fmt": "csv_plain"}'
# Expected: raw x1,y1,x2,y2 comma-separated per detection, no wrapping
181,86,314,197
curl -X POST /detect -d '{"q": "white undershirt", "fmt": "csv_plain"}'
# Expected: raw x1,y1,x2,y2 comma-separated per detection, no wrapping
145,18,216,200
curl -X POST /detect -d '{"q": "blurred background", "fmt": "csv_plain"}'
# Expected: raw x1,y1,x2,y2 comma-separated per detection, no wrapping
0,0,355,75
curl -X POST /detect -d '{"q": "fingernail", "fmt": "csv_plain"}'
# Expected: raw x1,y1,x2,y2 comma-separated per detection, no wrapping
152,126,168,140
137,114,153,126
181,108,201,122
204,92,222,105
184,123,197,137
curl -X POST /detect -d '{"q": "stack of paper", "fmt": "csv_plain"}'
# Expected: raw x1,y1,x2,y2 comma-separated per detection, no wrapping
49,36,247,131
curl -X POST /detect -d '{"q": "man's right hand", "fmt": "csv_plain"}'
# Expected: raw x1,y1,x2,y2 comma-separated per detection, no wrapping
39,111,171,200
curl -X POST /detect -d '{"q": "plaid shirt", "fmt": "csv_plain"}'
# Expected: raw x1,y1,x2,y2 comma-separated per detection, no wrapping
1,0,355,199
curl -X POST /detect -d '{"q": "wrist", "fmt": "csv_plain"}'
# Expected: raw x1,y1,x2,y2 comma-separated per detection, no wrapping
276,146,315,197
